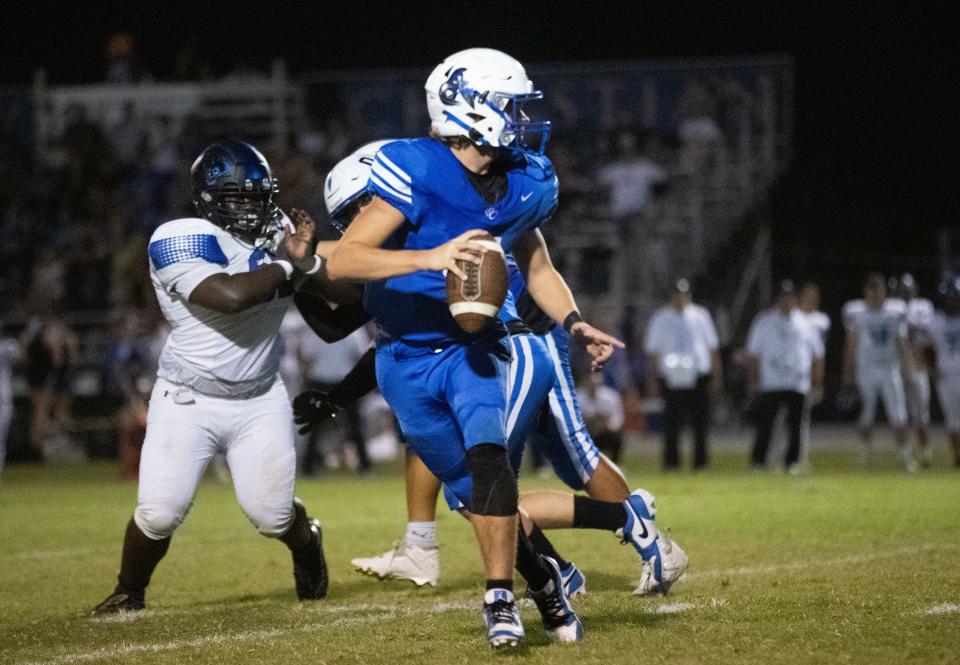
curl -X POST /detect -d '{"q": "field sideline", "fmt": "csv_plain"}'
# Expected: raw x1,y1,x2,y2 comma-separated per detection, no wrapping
1,436,958,664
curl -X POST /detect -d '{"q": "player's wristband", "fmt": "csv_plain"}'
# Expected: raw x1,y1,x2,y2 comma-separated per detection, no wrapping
563,311,583,333
272,260,294,280
296,255,322,276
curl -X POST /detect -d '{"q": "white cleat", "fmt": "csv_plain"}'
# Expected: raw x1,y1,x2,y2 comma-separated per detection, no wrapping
633,533,689,596
351,543,439,587
482,589,525,648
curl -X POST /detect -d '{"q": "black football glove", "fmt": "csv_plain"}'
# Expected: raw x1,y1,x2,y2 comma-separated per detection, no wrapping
293,390,337,435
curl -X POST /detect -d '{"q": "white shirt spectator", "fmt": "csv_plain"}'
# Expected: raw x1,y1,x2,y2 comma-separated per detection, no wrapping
597,158,666,219
747,309,825,393
678,116,723,144
578,383,624,432
645,304,719,389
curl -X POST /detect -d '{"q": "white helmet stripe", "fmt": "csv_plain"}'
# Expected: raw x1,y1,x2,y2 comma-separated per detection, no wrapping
375,152,412,185
369,172,412,205
371,159,412,198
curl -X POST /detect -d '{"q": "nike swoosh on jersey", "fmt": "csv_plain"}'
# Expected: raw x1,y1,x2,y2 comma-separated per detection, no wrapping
520,192,533,201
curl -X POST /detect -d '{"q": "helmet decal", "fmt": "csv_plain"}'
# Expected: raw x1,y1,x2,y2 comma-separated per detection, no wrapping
439,67,486,108
190,140,279,241
426,49,551,154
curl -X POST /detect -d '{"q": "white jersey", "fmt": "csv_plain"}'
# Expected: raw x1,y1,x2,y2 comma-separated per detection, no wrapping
928,312,960,376
841,299,865,330
844,300,906,370
0,338,16,414
746,309,824,393
802,310,831,345
897,297,934,346
148,216,293,398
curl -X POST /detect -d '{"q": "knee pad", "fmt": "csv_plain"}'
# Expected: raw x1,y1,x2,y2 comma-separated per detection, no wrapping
467,444,518,516
134,503,186,540
251,501,296,539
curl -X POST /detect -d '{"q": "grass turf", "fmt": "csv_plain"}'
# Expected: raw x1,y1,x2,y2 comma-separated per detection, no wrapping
1,444,958,664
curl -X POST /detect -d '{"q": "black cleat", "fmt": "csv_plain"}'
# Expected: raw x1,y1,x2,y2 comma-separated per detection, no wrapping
293,518,328,600
92,586,145,615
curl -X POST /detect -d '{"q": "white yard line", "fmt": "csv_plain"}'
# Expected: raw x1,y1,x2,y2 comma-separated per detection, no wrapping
17,625,303,665
679,543,959,582
12,543,959,665
916,602,960,616
16,602,478,665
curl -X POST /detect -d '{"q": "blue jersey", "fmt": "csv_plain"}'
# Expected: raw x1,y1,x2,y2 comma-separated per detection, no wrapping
363,137,558,345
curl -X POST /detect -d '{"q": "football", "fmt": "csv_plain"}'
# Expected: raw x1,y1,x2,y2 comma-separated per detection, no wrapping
445,232,508,333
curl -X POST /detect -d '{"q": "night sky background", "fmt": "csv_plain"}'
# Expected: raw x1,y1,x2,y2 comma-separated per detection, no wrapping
2,2,953,309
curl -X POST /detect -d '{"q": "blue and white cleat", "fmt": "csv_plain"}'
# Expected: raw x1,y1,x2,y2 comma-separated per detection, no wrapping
529,557,584,643
621,488,660,558
482,589,525,648
621,489,688,595
561,562,587,598
632,533,688,596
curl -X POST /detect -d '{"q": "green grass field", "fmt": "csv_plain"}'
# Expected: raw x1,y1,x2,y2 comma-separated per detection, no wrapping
2,441,959,665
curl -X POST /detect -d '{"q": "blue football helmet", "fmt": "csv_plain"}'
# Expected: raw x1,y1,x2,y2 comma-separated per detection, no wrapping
190,140,281,240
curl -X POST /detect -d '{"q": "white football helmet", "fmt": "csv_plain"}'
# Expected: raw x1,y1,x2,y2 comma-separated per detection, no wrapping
425,48,550,154
323,139,393,231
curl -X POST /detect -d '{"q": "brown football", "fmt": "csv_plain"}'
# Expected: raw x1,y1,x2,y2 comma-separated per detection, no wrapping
445,232,508,334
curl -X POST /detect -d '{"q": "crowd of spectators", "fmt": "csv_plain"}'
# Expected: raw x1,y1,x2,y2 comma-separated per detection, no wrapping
0,56,772,476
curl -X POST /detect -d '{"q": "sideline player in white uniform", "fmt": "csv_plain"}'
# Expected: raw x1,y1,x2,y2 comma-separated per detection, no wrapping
842,273,915,471
888,273,935,465
796,282,830,471
93,141,332,614
927,278,960,467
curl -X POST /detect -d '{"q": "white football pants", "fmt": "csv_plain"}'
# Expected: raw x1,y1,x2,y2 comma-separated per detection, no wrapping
906,369,931,426
857,366,908,429
134,377,297,541
937,373,960,433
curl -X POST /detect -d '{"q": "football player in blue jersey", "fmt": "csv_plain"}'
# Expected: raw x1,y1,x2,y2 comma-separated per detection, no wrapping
308,142,687,600
326,48,622,647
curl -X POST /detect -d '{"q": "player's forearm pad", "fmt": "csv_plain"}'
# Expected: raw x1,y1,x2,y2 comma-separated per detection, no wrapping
467,444,518,516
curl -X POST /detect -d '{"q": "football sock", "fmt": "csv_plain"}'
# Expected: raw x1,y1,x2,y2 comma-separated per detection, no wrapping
118,518,170,596
279,501,314,552
405,521,437,549
899,442,915,468
486,579,514,593
527,524,570,570
572,495,627,532
514,523,552,592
